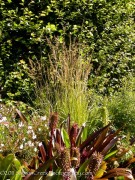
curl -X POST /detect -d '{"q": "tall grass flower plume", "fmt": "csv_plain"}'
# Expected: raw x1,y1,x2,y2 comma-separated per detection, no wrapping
30,38,92,125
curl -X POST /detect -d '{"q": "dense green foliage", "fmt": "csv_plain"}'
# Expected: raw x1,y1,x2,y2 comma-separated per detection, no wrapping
108,76,135,134
1,1,135,178
0,154,22,180
0,0,135,101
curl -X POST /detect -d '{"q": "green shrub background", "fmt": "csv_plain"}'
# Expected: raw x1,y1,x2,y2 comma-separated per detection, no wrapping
107,76,135,134
1,0,135,102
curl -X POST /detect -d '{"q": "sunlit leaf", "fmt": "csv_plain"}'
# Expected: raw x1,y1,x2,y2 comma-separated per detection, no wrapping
95,161,107,178
61,128,70,148
78,158,90,175
104,150,118,160
11,168,23,180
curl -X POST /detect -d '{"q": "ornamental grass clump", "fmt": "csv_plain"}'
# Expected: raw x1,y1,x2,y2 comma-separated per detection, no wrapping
30,39,92,126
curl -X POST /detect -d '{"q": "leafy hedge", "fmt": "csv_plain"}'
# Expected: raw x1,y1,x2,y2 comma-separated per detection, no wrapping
0,0,135,101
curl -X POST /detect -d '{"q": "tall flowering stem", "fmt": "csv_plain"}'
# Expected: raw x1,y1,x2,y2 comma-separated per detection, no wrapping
70,123,79,148
49,112,58,170
58,148,71,180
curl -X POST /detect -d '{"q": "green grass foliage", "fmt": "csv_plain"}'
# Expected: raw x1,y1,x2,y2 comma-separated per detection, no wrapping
108,76,135,134
32,40,92,125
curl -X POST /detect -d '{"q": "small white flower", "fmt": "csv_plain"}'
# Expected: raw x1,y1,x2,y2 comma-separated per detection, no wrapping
39,142,42,146
2,117,7,121
27,140,32,146
31,142,34,147
38,128,41,131
34,147,37,152
0,116,7,122
3,122,9,127
18,122,24,127
1,144,4,147
27,141,34,147
28,129,35,134
28,126,32,130
32,134,37,139
41,116,46,121
20,144,23,149
27,130,32,134
128,150,133,155
23,138,25,141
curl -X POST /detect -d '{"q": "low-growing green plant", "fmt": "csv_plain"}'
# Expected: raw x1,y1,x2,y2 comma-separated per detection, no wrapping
0,154,23,180
0,106,48,163
107,75,135,135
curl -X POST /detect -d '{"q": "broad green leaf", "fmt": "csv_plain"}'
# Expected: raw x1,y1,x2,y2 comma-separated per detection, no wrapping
117,176,125,180
77,158,90,175
61,128,70,148
0,154,15,180
0,154,4,169
1,154,15,169
104,150,118,160
7,0,12,3
81,124,88,143
13,158,22,170
11,168,23,180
